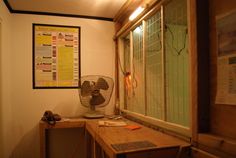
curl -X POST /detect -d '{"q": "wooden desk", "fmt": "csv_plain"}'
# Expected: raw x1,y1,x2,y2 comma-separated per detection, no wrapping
40,118,190,158
86,119,190,158
39,118,86,158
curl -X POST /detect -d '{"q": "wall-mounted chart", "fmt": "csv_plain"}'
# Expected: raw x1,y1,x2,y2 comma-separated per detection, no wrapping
215,10,236,105
33,24,80,88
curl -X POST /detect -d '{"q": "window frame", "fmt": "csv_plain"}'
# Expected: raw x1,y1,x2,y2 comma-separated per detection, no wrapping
117,0,192,138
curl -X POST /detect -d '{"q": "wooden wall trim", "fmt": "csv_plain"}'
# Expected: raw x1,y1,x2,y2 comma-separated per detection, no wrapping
114,37,120,115
3,0,113,22
188,0,198,142
191,147,219,158
121,109,191,138
113,0,136,22
197,134,236,158
115,0,166,38
114,0,163,35
188,0,211,140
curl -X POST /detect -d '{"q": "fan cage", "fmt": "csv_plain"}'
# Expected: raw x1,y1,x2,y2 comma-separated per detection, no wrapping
79,75,114,108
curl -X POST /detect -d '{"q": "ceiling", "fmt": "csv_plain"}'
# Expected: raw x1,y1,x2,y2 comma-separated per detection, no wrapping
4,0,128,21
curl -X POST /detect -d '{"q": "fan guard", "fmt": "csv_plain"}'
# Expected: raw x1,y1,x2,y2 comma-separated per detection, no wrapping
79,75,114,118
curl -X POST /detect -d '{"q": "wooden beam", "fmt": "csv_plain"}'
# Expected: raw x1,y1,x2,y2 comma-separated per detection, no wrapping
188,0,198,142
196,0,210,133
114,0,162,34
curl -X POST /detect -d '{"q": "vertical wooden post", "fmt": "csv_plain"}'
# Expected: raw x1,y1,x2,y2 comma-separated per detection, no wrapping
196,0,210,134
188,0,198,143
0,20,3,158
188,0,210,144
114,37,120,115
130,31,134,111
161,5,167,121
142,20,147,116
39,123,46,158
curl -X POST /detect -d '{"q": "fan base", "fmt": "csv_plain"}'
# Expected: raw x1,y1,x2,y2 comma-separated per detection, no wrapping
83,112,104,119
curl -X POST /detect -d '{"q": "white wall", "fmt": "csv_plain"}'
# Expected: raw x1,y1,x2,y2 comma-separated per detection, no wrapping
0,1,116,157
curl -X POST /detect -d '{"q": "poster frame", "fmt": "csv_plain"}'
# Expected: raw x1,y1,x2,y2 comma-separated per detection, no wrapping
32,23,81,89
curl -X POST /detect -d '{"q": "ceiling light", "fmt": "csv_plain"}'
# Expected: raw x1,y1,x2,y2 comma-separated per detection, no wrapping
134,26,142,34
129,6,144,21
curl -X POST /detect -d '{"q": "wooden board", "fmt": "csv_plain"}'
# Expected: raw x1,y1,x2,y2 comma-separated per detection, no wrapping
86,118,190,158
191,147,218,158
198,134,236,157
209,0,236,139
39,118,86,158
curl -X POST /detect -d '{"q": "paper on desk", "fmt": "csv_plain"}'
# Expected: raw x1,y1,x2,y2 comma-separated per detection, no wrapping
98,120,127,127
124,125,141,130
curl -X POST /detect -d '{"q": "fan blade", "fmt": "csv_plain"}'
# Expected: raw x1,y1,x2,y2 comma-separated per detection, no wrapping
90,93,105,106
81,81,92,97
95,78,109,90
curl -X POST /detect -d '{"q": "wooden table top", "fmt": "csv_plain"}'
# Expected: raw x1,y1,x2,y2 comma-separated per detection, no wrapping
39,118,86,129
85,118,190,157
40,117,190,158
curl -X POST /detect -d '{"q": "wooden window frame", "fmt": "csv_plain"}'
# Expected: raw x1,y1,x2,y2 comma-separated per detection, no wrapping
116,0,193,138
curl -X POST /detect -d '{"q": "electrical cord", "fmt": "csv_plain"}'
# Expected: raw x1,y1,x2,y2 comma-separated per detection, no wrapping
165,24,188,56
117,45,126,76
117,39,138,93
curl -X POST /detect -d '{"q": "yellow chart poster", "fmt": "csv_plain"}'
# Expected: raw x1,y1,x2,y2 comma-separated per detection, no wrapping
33,24,80,88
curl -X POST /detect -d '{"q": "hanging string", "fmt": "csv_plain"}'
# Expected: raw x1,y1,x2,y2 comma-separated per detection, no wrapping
132,61,138,89
117,44,126,76
147,32,162,53
116,40,135,98
165,24,188,56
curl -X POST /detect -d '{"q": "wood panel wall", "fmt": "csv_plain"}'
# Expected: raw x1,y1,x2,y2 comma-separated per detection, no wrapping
209,0,236,139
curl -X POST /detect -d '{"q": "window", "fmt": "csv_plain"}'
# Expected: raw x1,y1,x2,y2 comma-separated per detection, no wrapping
146,11,163,120
118,0,190,135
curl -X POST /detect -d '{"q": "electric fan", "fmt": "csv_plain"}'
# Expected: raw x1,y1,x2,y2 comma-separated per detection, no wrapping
79,75,114,118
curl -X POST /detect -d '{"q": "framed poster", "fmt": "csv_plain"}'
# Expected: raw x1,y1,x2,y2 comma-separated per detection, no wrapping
215,10,236,104
33,24,80,89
